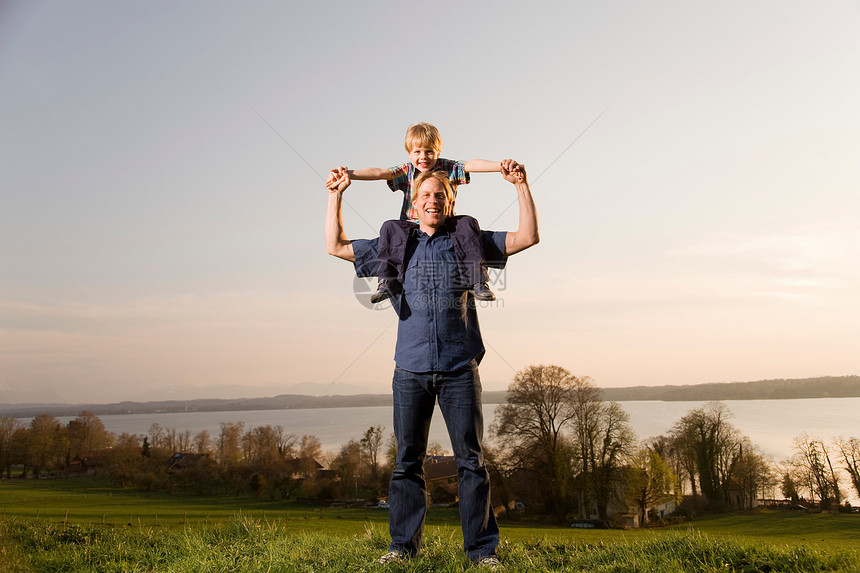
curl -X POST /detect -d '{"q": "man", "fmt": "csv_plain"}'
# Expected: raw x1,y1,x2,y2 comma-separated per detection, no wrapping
324,159,538,568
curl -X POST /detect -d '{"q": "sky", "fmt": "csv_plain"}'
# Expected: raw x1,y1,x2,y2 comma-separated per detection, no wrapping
2,1,859,405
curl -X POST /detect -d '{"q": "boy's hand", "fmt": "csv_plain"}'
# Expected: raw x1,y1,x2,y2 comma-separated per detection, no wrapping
501,159,526,184
329,166,348,181
326,166,351,193
325,170,338,187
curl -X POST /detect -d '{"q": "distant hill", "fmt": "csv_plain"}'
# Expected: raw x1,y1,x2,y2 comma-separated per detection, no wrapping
0,393,391,418
596,375,860,402
2,376,857,418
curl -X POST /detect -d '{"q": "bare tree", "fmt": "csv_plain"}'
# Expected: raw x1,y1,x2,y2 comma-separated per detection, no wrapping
492,365,636,523
9,427,30,477
648,434,694,498
217,421,245,468
779,466,800,502
28,414,67,476
0,416,23,478
333,439,365,497
491,365,580,522
791,434,842,507
730,440,775,509
663,429,700,498
193,430,213,454
360,425,385,487
583,400,637,521
835,436,860,499
176,429,191,453
297,434,323,480
66,411,114,458
383,431,398,478
165,427,179,453
427,442,448,457
147,423,166,450
106,432,142,488
275,426,298,458
245,425,282,469
626,446,680,524
294,434,324,498
670,402,742,508
484,443,518,519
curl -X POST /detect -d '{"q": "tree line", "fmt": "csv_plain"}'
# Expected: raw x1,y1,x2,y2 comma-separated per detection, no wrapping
2,365,859,525
0,412,402,502
486,365,860,524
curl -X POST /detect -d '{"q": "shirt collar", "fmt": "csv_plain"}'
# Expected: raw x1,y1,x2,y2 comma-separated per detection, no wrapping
415,225,450,240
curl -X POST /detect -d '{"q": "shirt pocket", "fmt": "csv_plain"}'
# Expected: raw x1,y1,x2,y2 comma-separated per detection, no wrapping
401,258,424,298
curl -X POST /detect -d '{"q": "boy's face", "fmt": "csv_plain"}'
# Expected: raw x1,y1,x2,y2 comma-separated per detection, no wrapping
408,146,439,172
412,177,453,228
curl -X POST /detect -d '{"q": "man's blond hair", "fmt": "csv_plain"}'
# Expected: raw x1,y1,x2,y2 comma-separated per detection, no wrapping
404,122,443,153
411,170,455,204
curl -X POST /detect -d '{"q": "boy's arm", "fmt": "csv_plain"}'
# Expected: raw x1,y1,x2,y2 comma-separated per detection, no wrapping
463,159,503,173
337,167,395,181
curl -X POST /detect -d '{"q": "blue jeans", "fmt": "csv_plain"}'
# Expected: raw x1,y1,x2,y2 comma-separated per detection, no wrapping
388,361,499,561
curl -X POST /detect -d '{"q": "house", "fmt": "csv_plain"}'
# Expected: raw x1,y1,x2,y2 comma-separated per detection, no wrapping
68,451,108,476
424,456,457,482
281,457,324,479
424,456,459,505
572,466,679,527
613,514,639,529
166,452,209,472
651,499,678,519
728,488,760,510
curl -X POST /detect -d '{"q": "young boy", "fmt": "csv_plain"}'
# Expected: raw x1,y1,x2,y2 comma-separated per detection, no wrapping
339,122,502,303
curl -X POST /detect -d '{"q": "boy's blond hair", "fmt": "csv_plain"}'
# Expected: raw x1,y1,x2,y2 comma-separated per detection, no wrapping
411,170,455,204
404,122,443,153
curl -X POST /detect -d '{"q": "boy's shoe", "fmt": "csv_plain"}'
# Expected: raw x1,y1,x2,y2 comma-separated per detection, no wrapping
472,282,496,302
377,550,406,564
477,555,503,569
371,280,403,304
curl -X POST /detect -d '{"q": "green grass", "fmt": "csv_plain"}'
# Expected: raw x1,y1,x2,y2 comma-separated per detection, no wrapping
2,479,859,572
2,518,857,573
666,510,860,550
0,478,395,531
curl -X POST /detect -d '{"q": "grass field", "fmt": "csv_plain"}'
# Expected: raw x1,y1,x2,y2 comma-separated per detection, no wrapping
2,478,859,572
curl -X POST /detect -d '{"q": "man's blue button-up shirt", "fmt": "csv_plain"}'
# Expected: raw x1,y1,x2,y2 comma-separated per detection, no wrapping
352,227,507,373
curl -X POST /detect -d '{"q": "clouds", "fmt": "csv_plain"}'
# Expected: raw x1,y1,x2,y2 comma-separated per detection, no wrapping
2,2,859,403
0,289,398,401
668,225,859,302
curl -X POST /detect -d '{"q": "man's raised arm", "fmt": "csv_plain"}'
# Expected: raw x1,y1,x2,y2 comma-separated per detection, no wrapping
501,160,540,256
325,167,356,262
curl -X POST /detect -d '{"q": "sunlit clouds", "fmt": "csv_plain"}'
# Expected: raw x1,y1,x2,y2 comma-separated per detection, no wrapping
2,2,859,403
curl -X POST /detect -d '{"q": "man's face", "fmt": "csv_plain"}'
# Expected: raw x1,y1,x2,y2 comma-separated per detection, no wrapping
412,178,453,228
408,146,439,172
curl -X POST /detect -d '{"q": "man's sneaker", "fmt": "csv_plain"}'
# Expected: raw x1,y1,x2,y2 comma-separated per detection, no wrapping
472,282,496,302
377,550,406,564
478,555,502,569
370,279,403,304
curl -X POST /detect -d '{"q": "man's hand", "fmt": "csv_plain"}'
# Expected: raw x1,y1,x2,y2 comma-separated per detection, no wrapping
325,170,338,188
501,159,538,256
501,159,526,184
326,166,351,193
328,166,349,185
